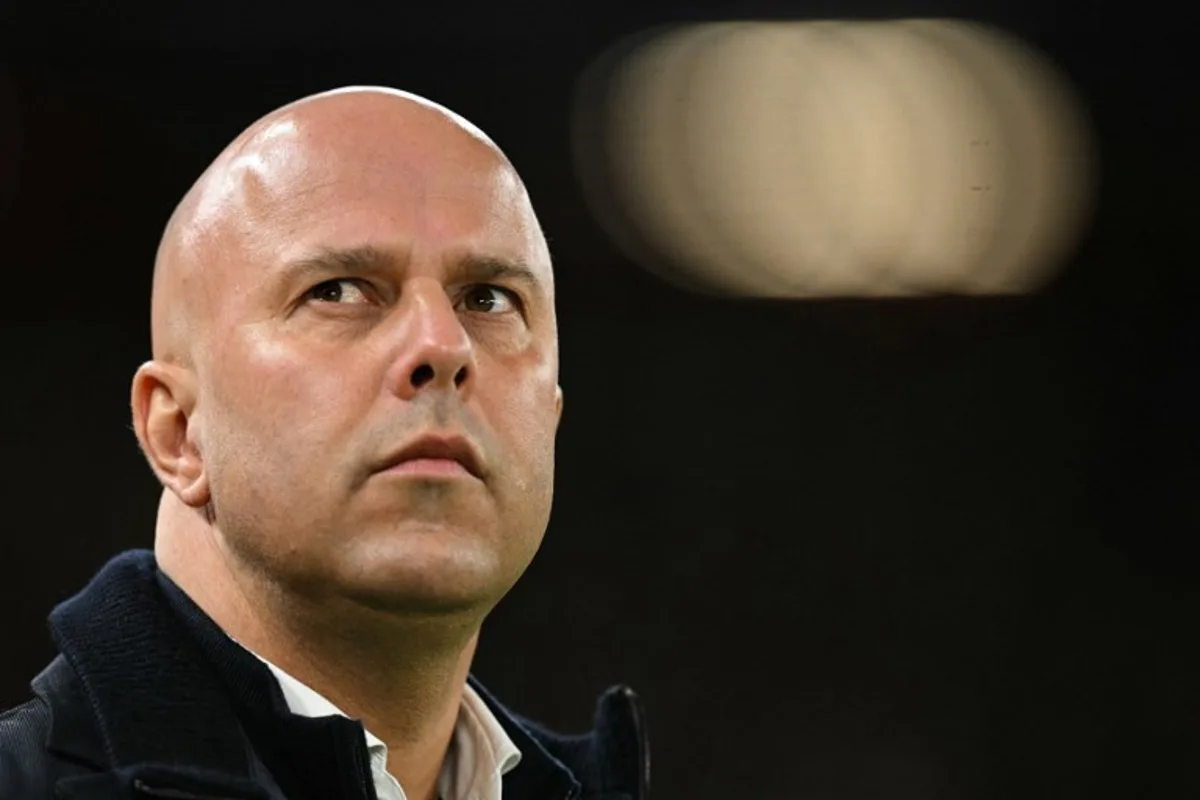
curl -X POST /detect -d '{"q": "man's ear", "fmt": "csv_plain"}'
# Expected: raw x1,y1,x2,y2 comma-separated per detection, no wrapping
131,360,209,508
554,384,564,428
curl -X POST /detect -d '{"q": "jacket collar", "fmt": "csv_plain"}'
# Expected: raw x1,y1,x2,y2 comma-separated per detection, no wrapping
39,550,600,799
43,550,279,798
47,551,259,771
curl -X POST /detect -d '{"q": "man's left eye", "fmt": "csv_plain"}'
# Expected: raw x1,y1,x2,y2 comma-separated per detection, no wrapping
460,285,518,314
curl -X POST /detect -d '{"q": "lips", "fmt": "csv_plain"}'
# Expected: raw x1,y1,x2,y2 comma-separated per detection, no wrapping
376,433,484,480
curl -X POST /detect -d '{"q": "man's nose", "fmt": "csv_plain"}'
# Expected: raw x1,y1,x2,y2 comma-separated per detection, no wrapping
387,280,476,401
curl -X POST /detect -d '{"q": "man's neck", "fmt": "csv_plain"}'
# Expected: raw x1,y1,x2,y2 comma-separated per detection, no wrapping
240,595,477,800
156,511,481,800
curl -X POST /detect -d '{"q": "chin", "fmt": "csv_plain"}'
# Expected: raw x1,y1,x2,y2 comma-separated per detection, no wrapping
329,525,522,616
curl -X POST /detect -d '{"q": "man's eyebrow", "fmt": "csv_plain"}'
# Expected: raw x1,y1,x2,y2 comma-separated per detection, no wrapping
278,246,547,292
450,254,545,291
279,245,395,281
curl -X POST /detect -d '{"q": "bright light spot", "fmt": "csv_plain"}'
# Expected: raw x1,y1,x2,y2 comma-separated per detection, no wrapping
574,19,1097,298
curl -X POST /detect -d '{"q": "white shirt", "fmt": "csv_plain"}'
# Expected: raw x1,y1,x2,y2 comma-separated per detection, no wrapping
251,654,521,800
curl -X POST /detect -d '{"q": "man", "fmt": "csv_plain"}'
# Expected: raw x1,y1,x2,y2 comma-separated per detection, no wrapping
0,86,649,800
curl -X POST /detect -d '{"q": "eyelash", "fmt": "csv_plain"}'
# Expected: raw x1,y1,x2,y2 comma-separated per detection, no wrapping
304,279,370,304
462,284,523,314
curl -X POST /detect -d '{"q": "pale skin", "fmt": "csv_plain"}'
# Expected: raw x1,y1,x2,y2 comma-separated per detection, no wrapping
130,87,563,800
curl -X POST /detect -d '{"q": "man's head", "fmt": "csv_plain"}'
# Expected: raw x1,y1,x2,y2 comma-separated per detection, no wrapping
132,87,562,620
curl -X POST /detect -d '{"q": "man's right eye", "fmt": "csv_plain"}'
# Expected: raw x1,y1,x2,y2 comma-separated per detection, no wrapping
305,279,371,304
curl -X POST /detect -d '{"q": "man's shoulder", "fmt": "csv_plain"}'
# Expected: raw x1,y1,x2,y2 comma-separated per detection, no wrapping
0,693,56,799
0,692,50,738
0,654,106,799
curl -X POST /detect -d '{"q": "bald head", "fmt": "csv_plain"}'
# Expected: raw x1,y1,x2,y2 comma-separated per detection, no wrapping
136,84,561,624
151,86,541,368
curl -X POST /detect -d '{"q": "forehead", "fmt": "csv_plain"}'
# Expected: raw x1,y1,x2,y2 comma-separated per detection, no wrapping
206,109,551,284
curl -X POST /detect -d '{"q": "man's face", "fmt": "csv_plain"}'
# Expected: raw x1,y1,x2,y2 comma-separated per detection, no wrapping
190,107,561,615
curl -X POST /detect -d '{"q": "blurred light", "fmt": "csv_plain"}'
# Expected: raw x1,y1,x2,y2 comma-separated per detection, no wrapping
573,20,1097,298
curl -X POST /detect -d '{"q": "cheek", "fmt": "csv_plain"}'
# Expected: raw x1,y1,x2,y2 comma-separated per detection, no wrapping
491,363,560,488
202,333,368,475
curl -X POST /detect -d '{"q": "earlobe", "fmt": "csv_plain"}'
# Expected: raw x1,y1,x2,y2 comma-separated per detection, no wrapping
554,385,564,427
131,361,210,508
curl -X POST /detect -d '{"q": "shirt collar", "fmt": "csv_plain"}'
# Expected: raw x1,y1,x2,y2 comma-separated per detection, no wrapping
248,650,522,800
441,683,523,799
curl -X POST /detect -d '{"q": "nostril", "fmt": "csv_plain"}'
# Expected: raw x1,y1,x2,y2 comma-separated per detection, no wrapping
410,364,435,388
453,366,468,388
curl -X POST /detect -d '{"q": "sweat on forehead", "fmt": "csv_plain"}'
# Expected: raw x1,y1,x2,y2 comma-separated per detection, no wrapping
149,86,534,364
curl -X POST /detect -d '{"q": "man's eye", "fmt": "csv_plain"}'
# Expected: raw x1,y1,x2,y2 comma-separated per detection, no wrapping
460,285,518,315
305,279,371,305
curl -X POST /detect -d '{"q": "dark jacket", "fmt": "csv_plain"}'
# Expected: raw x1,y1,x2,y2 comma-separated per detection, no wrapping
0,551,649,800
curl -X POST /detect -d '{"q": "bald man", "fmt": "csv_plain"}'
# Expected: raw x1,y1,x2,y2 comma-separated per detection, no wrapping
0,87,649,800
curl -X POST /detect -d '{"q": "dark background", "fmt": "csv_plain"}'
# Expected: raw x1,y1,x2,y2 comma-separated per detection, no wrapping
1,1,1196,797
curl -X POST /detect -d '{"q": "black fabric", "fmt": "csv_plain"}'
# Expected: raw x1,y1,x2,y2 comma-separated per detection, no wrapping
0,550,649,800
